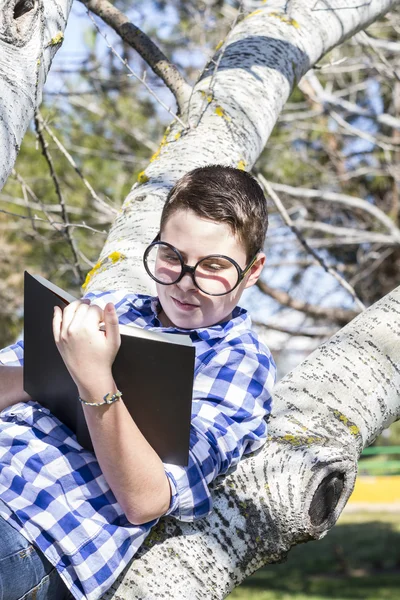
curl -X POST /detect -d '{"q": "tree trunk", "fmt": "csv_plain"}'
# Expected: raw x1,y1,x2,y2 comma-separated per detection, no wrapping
0,0,73,189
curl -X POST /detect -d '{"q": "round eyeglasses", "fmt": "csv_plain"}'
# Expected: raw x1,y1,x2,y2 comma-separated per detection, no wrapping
143,235,261,297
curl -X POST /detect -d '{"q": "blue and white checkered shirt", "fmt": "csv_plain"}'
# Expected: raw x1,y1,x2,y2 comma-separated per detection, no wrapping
0,290,276,600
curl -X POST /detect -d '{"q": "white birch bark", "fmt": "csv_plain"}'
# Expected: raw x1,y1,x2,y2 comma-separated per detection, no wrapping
0,0,73,189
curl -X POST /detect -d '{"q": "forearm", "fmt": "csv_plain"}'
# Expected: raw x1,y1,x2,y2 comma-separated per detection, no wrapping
78,374,171,525
0,366,31,411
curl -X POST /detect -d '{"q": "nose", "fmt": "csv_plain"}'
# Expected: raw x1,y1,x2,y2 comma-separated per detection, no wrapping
176,271,197,292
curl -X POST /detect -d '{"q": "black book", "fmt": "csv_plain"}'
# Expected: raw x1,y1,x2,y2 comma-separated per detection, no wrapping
23,271,195,466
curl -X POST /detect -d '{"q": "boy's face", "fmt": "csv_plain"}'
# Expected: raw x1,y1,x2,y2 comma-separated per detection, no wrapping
156,209,265,329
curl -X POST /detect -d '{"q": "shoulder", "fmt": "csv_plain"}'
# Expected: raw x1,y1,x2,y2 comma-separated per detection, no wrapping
200,307,274,370
197,322,276,389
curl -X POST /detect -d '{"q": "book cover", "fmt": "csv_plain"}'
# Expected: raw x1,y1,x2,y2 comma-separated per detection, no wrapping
23,271,195,466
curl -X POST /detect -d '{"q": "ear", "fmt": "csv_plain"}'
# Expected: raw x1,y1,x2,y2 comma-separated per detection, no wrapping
244,252,266,289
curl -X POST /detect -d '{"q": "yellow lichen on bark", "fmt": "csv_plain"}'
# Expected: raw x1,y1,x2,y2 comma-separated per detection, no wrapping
81,252,126,291
215,106,231,121
333,410,360,436
269,12,300,28
48,32,64,46
244,9,263,20
81,260,102,291
149,126,171,163
200,90,213,103
137,171,149,184
281,434,323,446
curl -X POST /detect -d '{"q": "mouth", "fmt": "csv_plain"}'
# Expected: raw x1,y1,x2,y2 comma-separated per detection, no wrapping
172,297,199,310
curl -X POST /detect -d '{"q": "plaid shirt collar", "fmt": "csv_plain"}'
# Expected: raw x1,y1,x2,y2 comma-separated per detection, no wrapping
147,295,250,341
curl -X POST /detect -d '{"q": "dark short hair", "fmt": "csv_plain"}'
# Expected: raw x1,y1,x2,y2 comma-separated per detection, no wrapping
160,165,268,260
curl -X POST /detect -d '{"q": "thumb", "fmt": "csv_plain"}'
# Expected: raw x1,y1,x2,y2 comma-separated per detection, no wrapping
104,303,120,346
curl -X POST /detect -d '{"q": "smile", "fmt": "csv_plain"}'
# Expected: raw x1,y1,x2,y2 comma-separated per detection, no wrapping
172,298,199,311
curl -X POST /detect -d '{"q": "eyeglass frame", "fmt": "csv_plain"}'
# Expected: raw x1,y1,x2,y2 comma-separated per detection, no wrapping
143,233,262,297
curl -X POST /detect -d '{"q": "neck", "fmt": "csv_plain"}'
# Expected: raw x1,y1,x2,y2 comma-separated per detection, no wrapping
157,308,234,329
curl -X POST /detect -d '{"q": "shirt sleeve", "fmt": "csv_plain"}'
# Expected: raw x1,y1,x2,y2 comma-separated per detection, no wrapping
0,340,24,367
163,345,276,522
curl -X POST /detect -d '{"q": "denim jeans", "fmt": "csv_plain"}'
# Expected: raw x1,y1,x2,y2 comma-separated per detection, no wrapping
0,508,73,600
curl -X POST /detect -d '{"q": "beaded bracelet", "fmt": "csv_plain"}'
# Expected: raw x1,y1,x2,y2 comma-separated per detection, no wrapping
79,390,122,406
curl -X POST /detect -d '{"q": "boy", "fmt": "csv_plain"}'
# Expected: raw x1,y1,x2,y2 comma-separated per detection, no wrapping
0,165,276,600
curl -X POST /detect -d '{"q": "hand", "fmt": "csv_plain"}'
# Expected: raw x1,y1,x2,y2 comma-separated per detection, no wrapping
52,299,121,391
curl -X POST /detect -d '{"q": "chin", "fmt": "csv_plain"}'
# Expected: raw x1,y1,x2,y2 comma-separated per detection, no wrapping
172,314,201,330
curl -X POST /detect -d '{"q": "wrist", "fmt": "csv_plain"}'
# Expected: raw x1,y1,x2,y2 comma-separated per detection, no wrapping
77,376,118,403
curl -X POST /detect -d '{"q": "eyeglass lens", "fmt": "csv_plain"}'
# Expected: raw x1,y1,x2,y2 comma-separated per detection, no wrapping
145,243,240,295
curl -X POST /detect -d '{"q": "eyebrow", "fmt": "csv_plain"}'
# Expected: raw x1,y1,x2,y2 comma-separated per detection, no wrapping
161,239,228,262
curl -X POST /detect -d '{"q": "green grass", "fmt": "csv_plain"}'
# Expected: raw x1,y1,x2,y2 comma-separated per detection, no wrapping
229,511,400,600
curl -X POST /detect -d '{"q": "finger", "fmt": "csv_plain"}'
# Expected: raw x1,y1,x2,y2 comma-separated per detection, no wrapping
82,303,105,331
61,299,91,337
52,305,62,344
104,303,120,346
67,303,96,336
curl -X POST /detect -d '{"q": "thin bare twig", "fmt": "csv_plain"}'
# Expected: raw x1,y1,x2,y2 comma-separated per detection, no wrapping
87,12,188,129
193,2,244,128
354,31,400,53
303,70,400,131
34,113,83,283
331,110,400,152
69,98,158,152
37,111,118,217
256,279,360,325
0,207,106,234
267,181,400,239
252,320,338,338
355,30,400,82
257,174,366,311
78,0,192,114
294,220,400,246
349,248,395,287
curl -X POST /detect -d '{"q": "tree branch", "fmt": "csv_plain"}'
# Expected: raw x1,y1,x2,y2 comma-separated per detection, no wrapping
267,182,400,239
34,113,83,283
86,11,188,129
38,112,118,217
78,0,192,114
302,70,400,131
257,173,366,311
252,319,338,338
256,279,360,325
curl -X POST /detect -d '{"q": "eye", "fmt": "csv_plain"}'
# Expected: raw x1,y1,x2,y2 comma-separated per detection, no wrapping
201,258,231,272
204,262,223,271
159,250,180,263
